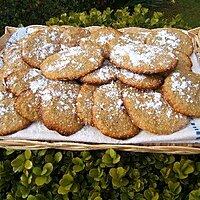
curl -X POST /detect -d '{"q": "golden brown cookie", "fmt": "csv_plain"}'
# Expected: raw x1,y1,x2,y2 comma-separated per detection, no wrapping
146,28,193,56
110,42,177,74
15,90,40,122
80,60,118,84
175,51,192,72
117,69,163,89
2,43,30,78
40,81,83,135
0,81,30,135
118,27,151,43
162,72,200,117
40,40,104,80
84,26,101,33
93,81,140,139
89,27,122,57
76,84,96,125
123,87,189,134
5,68,48,96
60,26,90,48
21,26,64,68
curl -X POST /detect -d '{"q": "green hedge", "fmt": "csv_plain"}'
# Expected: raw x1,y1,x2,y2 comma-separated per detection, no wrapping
46,5,188,29
0,1,187,35
1,149,200,199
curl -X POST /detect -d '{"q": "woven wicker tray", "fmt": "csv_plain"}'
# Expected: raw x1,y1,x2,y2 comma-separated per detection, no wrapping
0,26,200,154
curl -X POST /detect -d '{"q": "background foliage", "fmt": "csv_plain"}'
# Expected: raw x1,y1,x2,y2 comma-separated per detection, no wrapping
2,0,200,35
1,149,200,200
46,5,187,29
1,1,200,199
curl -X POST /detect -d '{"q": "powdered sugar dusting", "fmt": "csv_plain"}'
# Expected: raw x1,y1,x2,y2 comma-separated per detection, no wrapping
154,30,181,50
83,60,118,81
123,89,184,119
45,46,84,72
119,69,146,81
171,72,199,103
110,43,175,69
0,57,3,68
98,33,115,45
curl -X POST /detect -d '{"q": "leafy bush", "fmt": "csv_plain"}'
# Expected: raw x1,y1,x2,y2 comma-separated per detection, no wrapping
46,4,188,29
0,149,200,199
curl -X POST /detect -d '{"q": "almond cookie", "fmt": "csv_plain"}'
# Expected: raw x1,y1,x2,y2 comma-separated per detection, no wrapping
93,81,140,139
40,81,83,135
146,28,193,56
162,72,200,117
21,26,64,68
0,81,30,135
89,27,122,57
80,60,118,84
76,84,96,125
119,27,151,43
117,69,163,89
123,87,189,134
110,42,177,74
40,40,104,80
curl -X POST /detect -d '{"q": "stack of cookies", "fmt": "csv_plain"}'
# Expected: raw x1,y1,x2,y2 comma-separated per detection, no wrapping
0,25,199,139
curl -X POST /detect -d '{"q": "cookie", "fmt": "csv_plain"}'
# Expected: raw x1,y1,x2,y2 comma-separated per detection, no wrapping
93,81,140,139
59,26,90,48
21,26,64,68
15,90,41,122
146,28,193,56
40,81,83,135
76,84,96,125
6,25,47,48
110,42,177,74
162,72,200,117
5,68,49,121
5,68,48,96
117,69,163,89
123,87,189,134
175,51,192,72
2,43,30,78
80,60,118,84
0,56,4,79
89,27,122,57
40,40,104,80
0,80,30,135
119,27,151,43
84,26,101,33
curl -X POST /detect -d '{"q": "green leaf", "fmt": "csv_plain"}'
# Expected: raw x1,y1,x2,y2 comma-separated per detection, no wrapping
41,163,53,176
189,188,200,200
54,152,62,162
24,150,32,160
24,160,33,170
60,174,74,186
11,154,25,172
33,167,42,176
35,176,47,186
27,195,37,200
